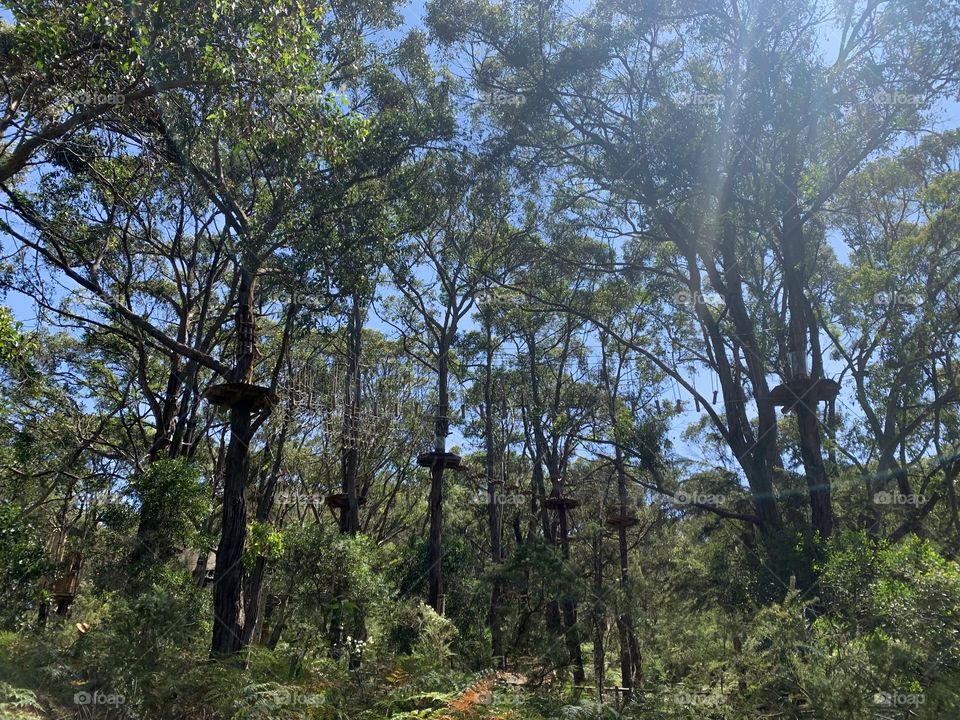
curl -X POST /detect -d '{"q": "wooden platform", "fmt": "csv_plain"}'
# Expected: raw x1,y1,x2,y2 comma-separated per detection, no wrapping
543,495,580,510
766,378,840,412
605,513,640,529
325,493,367,509
416,451,464,470
204,382,278,411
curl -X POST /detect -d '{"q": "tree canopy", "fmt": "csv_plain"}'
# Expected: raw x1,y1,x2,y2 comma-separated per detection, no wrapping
0,0,959,718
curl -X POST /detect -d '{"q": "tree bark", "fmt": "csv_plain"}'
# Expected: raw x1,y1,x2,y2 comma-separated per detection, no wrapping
427,344,450,614
483,312,505,664
340,294,365,535
211,267,260,658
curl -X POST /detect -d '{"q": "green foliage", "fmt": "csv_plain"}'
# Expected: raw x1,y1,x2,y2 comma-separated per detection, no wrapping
129,458,209,563
0,504,50,629
69,567,210,713
0,308,34,368
231,681,325,720
1,0,959,717
0,681,42,720
385,600,459,665
244,520,284,571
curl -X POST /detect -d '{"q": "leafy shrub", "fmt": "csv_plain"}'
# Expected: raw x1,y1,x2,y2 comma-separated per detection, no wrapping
0,503,50,629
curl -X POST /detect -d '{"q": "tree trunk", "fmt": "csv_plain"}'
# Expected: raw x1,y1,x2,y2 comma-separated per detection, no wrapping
557,501,585,684
483,313,505,665
796,401,833,537
614,460,641,690
599,344,641,690
211,398,254,656
782,199,833,538
211,267,259,658
340,295,365,535
428,344,450,614
240,430,287,646
592,534,605,700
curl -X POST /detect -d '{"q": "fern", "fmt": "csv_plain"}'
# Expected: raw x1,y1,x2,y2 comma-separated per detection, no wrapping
231,680,325,720
0,681,42,719
556,700,626,720
363,689,452,717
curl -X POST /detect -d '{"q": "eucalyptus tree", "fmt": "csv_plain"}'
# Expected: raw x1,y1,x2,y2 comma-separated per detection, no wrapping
428,0,960,541
0,328,135,624
384,159,524,614
0,0,451,657
498,231,619,683
471,286,509,663
829,131,960,544
0,0,252,184
590,278,663,694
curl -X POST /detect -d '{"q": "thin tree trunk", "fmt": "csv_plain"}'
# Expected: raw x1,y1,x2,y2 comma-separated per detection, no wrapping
592,534,605,700
428,345,450,614
557,501,585,684
483,313,505,665
340,295,365,535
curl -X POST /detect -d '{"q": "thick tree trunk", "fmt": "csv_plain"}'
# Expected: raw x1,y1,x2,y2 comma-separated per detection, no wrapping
611,449,639,692
797,401,833,537
780,132,834,538
340,296,364,535
427,460,445,614
541,472,562,638
240,432,286,646
211,398,254,656
211,267,259,658
711,210,784,531
592,534,605,700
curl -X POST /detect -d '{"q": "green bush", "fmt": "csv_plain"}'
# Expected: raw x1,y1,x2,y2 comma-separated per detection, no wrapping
0,503,50,630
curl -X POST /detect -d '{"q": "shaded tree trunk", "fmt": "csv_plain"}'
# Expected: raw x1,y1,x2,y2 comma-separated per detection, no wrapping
591,534,605,700
783,196,833,538
340,294,365,535
483,312,505,665
557,499,585,684
428,345,450,614
211,267,261,658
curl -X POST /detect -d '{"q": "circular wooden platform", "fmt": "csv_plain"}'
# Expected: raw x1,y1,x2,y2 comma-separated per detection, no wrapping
416,451,464,470
766,378,840,412
204,382,278,411
325,493,368,509
605,513,640,529
542,495,580,510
